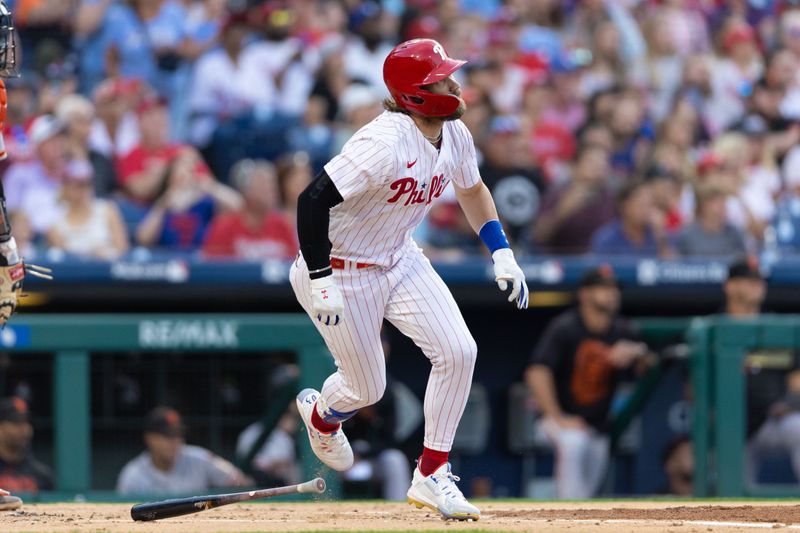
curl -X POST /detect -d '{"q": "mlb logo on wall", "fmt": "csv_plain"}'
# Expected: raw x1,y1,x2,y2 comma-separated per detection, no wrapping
0,325,30,347
637,260,659,286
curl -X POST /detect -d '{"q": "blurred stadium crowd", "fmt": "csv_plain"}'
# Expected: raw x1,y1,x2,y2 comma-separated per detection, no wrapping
7,0,800,261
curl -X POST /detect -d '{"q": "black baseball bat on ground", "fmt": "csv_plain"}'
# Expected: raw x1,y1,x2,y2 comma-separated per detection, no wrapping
130,477,326,521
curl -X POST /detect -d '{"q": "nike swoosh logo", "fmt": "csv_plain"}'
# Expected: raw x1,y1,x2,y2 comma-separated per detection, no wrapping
407,159,417,168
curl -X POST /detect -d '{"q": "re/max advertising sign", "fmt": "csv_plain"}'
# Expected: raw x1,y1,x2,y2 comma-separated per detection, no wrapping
138,320,239,348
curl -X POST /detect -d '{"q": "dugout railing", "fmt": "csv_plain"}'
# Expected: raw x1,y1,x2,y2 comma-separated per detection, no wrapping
0,314,336,500
689,315,800,497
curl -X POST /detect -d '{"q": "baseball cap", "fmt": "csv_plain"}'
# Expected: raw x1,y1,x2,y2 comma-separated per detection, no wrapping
222,10,249,33
696,151,725,176
144,406,185,437
727,257,763,281
0,396,30,423
549,49,591,75
28,114,64,147
92,77,142,104
348,0,381,32
722,23,757,53
579,264,620,289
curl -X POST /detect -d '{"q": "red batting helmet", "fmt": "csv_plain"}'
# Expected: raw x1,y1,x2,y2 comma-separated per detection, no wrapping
383,39,466,117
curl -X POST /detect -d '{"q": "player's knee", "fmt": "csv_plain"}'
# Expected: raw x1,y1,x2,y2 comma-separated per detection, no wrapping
557,429,592,458
452,336,478,370
782,412,800,440
366,378,387,405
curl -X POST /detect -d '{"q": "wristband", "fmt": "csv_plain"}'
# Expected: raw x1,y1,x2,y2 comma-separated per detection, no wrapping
308,265,332,280
479,219,510,254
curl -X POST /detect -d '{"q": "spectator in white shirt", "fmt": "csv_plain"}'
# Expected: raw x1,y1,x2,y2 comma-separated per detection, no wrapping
188,12,261,148
3,115,68,236
46,160,129,261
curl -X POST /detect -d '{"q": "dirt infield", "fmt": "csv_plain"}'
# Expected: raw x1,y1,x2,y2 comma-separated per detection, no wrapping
3,500,800,532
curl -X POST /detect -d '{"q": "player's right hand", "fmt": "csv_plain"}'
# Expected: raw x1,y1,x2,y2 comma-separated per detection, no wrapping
309,275,343,326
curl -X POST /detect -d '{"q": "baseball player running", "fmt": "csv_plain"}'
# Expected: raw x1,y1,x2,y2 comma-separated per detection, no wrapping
291,39,527,520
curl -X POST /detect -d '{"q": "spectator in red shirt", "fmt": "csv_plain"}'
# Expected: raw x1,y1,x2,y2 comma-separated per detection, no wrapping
203,159,297,260
116,95,210,205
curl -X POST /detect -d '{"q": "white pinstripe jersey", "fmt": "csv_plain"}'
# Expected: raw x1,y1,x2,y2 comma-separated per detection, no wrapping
324,111,481,267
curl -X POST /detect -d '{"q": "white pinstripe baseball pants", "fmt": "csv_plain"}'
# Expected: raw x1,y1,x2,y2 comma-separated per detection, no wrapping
290,246,477,452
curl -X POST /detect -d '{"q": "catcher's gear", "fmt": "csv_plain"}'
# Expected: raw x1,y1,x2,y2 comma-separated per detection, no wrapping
0,0,19,163
0,2,18,79
492,248,529,309
383,38,466,117
309,275,343,326
0,238,52,325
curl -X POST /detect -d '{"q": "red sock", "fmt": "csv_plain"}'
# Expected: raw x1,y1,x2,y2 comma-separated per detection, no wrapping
418,447,449,476
310,402,340,433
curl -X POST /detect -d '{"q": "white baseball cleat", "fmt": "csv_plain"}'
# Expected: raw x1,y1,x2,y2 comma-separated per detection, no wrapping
407,462,480,521
296,388,354,471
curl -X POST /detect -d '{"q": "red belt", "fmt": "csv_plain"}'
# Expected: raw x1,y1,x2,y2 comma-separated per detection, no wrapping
330,258,375,270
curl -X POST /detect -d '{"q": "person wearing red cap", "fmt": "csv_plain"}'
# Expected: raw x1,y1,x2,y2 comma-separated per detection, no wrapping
707,21,763,134
292,38,528,521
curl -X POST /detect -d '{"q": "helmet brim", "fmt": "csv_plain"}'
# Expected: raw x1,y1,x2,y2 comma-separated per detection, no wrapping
418,58,467,86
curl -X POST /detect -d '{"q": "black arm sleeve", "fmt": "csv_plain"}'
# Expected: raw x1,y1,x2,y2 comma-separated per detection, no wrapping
297,169,344,279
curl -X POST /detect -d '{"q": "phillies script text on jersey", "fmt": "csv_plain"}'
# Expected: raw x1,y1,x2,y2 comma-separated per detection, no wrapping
323,111,480,266
387,175,448,205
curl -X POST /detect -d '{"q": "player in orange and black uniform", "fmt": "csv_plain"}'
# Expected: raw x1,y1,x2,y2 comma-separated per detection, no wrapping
525,266,648,499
